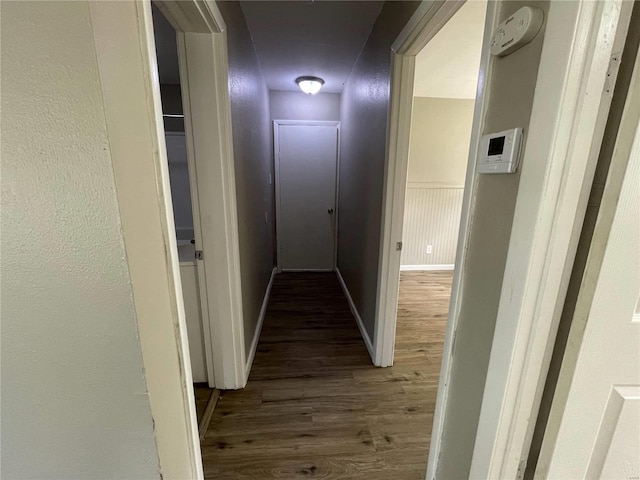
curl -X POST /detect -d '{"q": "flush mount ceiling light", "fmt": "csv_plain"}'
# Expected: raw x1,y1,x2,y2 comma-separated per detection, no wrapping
296,76,324,95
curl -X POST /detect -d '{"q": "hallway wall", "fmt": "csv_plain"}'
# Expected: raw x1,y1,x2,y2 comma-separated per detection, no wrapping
337,1,419,340
217,2,277,358
1,2,160,477
437,1,549,478
270,90,341,122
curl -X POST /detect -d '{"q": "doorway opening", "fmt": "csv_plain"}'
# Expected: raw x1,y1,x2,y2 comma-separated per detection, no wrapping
393,0,486,463
150,3,219,440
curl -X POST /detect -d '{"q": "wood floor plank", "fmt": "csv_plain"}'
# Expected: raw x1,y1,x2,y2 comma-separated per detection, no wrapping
201,271,452,479
194,384,214,424
199,389,220,441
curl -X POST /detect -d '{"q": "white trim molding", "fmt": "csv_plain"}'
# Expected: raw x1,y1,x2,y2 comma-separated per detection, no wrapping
154,0,225,34
336,268,375,361
470,1,634,478
245,268,278,380
400,264,454,272
375,0,471,372
90,1,207,477
174,12,246,390
406,181,464,189
92,0,248,476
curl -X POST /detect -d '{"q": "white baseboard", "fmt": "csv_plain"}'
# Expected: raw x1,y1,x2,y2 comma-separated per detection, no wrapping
281,268,333,272
400,264,455,271
245,267,277,380
335,268,375,362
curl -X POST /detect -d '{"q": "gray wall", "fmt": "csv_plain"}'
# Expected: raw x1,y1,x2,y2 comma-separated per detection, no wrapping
437,2,549,478
337,0,419,338
1,2,160,478
270,90,341,121
218,1,276,356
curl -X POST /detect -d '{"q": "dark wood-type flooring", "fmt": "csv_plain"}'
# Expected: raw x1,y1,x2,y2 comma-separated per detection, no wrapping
195,383,215,424
201,271,452,479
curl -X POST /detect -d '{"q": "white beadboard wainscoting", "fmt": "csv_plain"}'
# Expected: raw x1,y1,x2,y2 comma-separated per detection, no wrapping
401,184,464,269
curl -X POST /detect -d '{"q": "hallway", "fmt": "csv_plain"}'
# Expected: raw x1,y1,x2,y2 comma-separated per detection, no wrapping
201,271,452,479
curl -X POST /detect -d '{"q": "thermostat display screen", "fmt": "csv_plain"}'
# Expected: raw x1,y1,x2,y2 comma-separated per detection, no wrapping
488,136,505,156
478,128,523,174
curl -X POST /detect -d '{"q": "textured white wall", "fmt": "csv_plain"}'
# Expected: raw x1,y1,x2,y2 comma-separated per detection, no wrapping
1,2,160,478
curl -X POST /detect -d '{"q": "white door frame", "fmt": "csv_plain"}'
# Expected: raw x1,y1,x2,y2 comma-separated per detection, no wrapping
89,1,211,477
156,0,247,391
377,0,633,478
93,0,248,475
375,0,472,369
273,120,341,273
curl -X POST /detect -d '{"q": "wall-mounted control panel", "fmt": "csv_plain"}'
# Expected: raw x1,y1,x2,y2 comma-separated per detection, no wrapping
477,128,523,174
490,7,544,57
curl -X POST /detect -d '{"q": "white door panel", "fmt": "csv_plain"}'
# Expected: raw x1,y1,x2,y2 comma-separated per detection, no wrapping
539,58,640,479
276,123,338,271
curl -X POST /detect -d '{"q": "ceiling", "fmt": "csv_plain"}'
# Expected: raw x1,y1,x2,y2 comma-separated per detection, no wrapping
413,0,487,99
153,1,486,98
240,1,383,93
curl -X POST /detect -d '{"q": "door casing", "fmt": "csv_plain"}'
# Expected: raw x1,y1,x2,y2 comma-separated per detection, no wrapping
156,0,247,393
273,120,340,273
535,39,640,479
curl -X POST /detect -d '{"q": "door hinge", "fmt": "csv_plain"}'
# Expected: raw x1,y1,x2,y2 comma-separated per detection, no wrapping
516,459,527,480
396,242,403,251
603,51,622,96
195,250,204,260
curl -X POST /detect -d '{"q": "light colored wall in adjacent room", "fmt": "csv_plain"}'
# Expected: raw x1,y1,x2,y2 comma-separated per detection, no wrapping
270,90,341,122
1,2,160,478
437,2,550,478
217,1,276,357
402,97,474,266
407,97,474,186
337,0,420,340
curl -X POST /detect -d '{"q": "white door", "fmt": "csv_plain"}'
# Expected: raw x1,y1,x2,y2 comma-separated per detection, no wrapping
275,121,339,271
536,55,640,479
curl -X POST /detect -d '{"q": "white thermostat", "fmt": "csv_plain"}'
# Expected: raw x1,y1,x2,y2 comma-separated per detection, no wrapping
490,6,544,57
477,128,523,174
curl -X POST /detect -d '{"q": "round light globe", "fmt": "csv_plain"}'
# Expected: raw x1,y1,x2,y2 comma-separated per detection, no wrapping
295,76,324,95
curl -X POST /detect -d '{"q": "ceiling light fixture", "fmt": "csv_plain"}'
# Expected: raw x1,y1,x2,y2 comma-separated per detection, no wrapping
296,76,324,95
